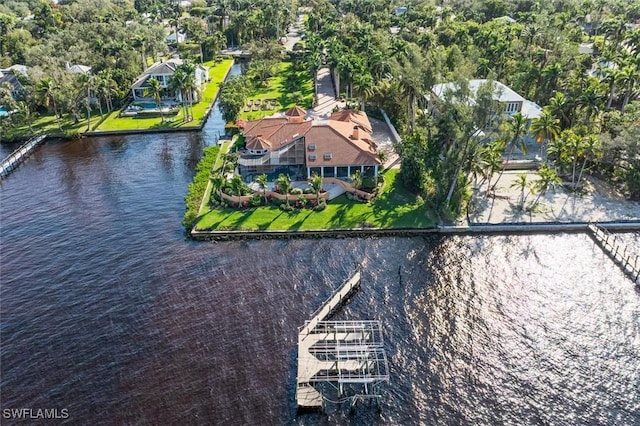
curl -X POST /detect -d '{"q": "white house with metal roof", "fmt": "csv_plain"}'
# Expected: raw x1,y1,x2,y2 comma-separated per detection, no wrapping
428,79,542,120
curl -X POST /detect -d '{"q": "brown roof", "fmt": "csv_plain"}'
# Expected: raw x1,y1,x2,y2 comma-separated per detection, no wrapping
241,109,381,167
284,105,307,117
246,136,271,150
305,121,380,167
329,110,372,133
242,116,312,150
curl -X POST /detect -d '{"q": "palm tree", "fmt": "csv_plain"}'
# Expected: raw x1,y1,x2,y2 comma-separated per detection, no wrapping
510,173,532,210
575,135,602,190
78,73,96,131
144,78,164,123
14,101,35,133
230,174,245,205
256,173,268,204
504,112,527,162
168,68,188,120
618,64,639,110
35,78,61,130
529,110,560,159
275,173,292,207
210,173,225,204
309,173,323,205
547,92,571,128
131,34,147,71
531,164,561,207
481,140,505,196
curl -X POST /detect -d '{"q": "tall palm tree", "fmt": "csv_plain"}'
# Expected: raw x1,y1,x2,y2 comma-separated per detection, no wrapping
256,173,268,204
618,64,639,110
309,173,323,205
504,112,528,162
276,173,292,207
144,77,164,123
529,109,560,159
168,68,188,120
14,101,35,133
481,140,505,196
575,135,602,190
510,173,532,210
546,91,571,128
35,78,61,130
78,73,96,131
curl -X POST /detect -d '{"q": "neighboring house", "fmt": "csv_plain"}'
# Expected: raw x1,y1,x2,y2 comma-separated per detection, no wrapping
166,31,186,45
238,106,382,179
65,62,92,74
0,69,26,100
130,58,208,102
428,79,543,120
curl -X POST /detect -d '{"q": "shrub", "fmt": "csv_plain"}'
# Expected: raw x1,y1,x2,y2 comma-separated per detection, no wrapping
298,195,309,208
279,202,294,211
314,200,327,211
303,187,313,194
249,194,262,207
291,187,303,195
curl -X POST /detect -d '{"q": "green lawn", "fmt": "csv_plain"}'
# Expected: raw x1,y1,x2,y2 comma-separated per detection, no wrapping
195,169,435,231
95,59,233,132
239,62,313,121
3,110,104,141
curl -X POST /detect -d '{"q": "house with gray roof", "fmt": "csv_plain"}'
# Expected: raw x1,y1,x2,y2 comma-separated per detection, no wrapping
428,79,542,120
130,58,208,102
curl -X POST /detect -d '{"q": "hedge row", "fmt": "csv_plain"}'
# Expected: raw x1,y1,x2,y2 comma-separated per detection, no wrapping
183,145,220,230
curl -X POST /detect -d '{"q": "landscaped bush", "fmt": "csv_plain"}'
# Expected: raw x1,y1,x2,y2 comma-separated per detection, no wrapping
249,194,262,207
291,187,303,195
279,202,295,211
303,187,313,194
183,145,220,230
314,202,327,211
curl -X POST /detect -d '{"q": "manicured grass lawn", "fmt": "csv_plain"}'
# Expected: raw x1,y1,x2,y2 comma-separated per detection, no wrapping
95,59,233,132
3,110,103,141
239,62,313,121
195,169,435,231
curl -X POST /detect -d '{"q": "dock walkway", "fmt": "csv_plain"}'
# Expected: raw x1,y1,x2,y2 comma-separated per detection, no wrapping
296,268,362,408
0,135,47,179
588,223,640,283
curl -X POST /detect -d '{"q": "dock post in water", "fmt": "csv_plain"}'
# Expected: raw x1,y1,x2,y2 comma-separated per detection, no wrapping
588,223,640,284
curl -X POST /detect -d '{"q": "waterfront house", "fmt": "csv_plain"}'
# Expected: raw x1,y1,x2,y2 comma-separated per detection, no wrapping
0,68,26,101
427,79,543,120
238,106,381,180
130,58,208,102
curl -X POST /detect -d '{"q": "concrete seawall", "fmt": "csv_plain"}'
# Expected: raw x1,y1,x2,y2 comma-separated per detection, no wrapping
190,220,640,241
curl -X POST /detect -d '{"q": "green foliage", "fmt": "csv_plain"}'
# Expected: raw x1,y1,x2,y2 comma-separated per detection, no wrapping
183,145,219,230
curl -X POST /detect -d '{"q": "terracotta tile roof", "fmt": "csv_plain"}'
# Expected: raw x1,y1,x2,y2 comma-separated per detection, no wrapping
242,116,312,150
284,105,306,117
241,109,380,167
306,121,380,167
329,110,372,133
246,136,271,150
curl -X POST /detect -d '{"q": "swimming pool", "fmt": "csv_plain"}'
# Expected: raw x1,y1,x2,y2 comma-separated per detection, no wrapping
0,107,8,117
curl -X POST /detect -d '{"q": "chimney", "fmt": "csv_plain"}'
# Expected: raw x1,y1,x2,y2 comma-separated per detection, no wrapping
351,126,360,140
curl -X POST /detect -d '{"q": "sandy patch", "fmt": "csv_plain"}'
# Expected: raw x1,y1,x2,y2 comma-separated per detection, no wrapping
469,171,640,224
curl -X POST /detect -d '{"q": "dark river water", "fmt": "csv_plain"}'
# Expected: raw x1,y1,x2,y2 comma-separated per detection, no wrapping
1,76,640,425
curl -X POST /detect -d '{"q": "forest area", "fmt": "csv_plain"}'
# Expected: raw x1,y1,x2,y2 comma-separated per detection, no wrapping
303,0,640,220
1,0,639,220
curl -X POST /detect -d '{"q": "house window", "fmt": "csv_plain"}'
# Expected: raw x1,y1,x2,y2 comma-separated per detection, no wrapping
308,143,316,151
324,153,332,160
309,153,316,161
505,102,519,114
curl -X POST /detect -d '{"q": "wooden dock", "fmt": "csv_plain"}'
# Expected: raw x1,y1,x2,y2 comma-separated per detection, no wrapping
296,268,362,408
0,135,47,179
588,223,640,284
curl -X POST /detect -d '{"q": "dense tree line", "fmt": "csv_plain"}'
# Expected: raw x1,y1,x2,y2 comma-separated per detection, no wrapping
302,0,639,219
0,0,297,138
